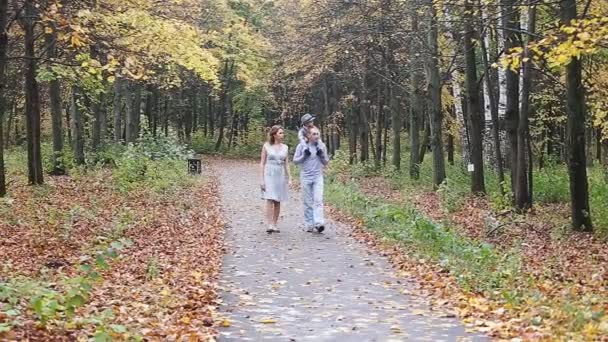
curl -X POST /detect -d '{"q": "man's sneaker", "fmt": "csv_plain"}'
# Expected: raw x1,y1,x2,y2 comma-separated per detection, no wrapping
315,225,325,233
306,227,314,233
266,225,274,233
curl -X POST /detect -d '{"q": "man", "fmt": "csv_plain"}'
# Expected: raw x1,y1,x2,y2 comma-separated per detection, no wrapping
293,127,329,233
298,113,318,145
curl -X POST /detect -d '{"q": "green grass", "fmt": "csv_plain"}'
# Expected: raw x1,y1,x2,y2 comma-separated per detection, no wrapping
330,139,608,235
324,177,522,293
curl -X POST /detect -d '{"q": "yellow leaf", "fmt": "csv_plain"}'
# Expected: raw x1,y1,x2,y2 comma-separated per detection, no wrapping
260,318,276,324
220,319,231,327
45,27,53,34
180,316,191,324
577,31,591,41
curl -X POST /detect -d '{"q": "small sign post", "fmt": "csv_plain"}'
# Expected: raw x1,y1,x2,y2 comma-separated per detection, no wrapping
188,156,202,175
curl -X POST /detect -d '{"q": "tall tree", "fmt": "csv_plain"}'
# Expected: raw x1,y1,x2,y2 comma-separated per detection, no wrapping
425,1,446,187
0,0,8,196
515,3,536,210
71,88,85,165
561,0,592,231
113,79,123,142
23,0,43,184
410,16,423,179
46,27,65,175
502,0,520,193
463,0,485,193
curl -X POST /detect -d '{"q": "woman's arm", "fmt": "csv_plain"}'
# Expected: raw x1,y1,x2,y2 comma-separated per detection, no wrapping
284,146,292,184
260,144,267,189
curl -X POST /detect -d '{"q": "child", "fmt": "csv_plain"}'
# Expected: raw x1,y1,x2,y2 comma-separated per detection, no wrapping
298,113,322,145
293,127,329,233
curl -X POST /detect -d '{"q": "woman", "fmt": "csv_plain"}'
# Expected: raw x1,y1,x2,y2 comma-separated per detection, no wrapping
260,125,292,233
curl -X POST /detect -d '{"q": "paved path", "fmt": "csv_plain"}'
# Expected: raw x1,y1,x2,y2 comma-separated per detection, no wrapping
213,159,486,342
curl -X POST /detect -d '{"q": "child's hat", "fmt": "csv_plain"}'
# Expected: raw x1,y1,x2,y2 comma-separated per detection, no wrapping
300,113,315,125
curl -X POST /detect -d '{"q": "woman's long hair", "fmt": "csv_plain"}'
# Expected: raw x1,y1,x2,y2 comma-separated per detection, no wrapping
268,125,283,145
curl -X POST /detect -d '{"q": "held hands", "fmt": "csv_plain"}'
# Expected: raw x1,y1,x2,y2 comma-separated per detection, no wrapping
304,148,312,157
316,148,324,157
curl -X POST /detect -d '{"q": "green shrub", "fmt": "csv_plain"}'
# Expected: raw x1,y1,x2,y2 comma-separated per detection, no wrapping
589,168,608,236
534,166,570,204
191,122,299,159
437,178,467,213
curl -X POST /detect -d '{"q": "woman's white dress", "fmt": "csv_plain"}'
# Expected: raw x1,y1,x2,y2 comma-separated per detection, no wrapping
263,143,289,202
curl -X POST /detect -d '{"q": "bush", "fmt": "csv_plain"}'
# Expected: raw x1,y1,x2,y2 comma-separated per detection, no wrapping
589,167,608,236
191,122,299,159
110,137,195,194
534,166,570,204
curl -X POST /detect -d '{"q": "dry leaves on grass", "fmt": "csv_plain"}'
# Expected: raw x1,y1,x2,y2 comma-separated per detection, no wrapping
1,171,226,341
334,176,608,340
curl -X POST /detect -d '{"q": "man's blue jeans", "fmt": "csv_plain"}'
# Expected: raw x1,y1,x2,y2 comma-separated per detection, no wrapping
301,175,324,228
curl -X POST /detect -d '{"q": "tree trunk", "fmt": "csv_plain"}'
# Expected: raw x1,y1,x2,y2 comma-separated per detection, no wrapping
208,95,214,137
65,106,72,145
163,96,169,137
125,82,135,144
145,86,153,132
24,0,44,184
113,79,123,142
479,6,505,195
0,0,9,195
91,94,105,151
561,0,592,231
515,3,535,210
348,107,358,164
152,89,159,137
425,3,446,187
202,92,208,136
419,118,430,164
184,89,193,143
132,83,142,141
215,61,233,151
71,88,85,165
464,1,485,193
447,108,455,165
390,85,401,169
410,16,422,178
45,30,65,175
228,111,238,149
597,128,602,163
502,0,520,194
374,94,383,168
192,87,199,133
359,79,370,163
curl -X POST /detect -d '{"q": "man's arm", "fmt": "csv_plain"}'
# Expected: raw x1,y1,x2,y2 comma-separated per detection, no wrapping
317,143,330,165
293,144,306,164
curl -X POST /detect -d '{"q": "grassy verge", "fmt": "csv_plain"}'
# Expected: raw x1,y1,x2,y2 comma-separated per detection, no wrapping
325,151,608,339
